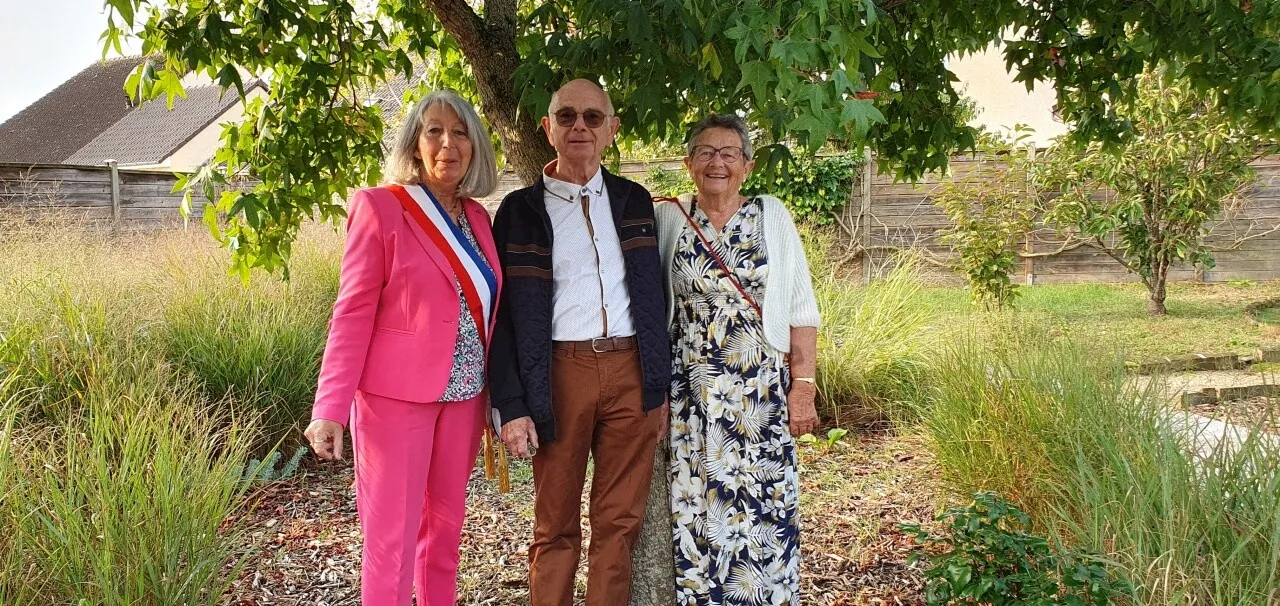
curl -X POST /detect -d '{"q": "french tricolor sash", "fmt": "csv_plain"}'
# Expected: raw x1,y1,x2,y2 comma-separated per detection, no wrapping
386,184,497,342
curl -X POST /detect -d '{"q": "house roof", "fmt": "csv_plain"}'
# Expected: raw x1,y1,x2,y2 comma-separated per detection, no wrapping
66,80,263,167
0,55,149,164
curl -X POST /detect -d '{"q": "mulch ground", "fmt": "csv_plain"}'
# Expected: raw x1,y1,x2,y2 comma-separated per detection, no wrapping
1184,395,1280,435
222,429,944,605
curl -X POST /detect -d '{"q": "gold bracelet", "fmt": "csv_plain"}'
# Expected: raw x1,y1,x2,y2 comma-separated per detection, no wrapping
793,377,816,384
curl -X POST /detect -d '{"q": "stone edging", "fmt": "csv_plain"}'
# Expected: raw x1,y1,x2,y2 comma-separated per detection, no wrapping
1245,297,1280,325
1132,348,1280,375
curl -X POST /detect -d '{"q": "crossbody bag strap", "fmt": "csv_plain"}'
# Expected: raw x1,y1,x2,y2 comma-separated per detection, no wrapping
663,196,763,318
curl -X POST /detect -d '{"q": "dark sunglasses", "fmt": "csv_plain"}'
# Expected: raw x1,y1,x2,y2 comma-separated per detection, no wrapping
553,108,610,128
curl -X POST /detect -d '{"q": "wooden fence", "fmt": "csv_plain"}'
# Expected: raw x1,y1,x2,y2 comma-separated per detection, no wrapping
4,156,1279,284
0,163,206,228
853,153,1280,284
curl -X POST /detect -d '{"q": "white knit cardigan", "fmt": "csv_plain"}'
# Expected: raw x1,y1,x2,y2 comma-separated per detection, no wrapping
655,194,821,353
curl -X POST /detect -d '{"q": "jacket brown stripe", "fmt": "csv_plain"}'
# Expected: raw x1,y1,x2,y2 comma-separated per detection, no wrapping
620,235,657,252
506,265,553,279
506,243,551,255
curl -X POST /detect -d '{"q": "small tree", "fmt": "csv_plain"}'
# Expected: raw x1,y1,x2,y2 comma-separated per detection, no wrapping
1039,70,1266,315
934,129,1038,311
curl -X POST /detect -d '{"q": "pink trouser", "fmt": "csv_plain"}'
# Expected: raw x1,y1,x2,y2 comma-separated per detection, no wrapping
351,390,485,606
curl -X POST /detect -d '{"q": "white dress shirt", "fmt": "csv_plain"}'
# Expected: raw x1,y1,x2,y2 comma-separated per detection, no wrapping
543,165,636,340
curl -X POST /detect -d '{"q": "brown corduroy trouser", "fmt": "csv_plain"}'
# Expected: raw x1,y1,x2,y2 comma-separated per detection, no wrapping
528,343,662,606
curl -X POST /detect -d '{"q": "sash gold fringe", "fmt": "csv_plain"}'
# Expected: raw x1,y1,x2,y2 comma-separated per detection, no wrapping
482,427,510,493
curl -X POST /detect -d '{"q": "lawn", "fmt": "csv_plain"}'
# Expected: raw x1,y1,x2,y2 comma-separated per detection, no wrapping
917,280,1280,362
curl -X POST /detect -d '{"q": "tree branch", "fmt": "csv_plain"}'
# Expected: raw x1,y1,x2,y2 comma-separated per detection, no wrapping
1204,221,1280,252
425,0,486,57
1018,235,1092,258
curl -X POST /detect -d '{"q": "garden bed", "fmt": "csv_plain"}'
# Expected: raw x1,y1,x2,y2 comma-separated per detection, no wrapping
224,430,942,605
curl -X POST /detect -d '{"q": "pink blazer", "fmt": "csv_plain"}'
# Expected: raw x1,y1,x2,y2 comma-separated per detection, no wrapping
311,186,503,426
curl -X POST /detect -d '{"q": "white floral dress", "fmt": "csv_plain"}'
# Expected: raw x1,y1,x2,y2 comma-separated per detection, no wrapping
669,197,801,606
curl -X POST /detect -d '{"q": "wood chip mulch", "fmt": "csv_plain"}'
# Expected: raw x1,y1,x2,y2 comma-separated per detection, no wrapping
1184,395,1280,435
223,429,944,605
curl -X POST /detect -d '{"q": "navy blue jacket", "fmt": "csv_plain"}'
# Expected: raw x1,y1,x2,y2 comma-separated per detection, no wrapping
487,168,671,443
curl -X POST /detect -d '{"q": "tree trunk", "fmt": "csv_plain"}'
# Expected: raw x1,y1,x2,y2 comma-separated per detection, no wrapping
428,0,554,187
1147,264,1168,315
470,49,555,185
631,445,677,605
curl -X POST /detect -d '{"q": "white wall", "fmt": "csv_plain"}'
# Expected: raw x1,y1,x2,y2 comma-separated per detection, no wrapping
164,86,269,172
949,45,1068,146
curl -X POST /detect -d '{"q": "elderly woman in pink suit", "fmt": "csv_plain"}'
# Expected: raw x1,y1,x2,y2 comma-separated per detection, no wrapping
303,89,501,606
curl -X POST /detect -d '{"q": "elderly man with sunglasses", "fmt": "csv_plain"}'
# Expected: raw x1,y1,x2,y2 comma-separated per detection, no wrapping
488,79,671,606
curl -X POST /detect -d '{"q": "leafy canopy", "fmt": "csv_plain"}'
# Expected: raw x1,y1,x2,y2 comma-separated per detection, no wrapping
101,0,1280,275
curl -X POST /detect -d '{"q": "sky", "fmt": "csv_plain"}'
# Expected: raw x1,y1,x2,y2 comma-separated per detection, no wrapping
0,0,140,123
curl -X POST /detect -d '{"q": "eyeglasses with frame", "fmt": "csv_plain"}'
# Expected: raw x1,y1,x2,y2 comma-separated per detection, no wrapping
553,108,611,128
689,145,746,164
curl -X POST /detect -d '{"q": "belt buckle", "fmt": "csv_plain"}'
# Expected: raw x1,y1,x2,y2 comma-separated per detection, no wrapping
591,337,610,353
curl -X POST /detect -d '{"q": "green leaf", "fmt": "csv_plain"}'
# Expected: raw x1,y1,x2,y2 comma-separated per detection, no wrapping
841,98,885,136
106,0,135,28
700,43,723,80
736,60,774,103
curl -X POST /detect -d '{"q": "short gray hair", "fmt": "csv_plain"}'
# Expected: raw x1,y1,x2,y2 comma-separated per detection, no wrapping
385,90,498,198
686,114,753,159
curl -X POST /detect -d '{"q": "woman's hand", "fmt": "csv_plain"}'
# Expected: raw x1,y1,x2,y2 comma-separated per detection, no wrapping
501,417,540,459
304,419,345,461
787,381,820,437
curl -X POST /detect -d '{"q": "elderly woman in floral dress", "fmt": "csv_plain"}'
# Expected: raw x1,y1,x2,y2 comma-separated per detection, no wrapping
653,113,821,605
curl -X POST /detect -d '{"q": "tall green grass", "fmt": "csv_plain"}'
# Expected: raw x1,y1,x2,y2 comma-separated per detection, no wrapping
805,228,938,426
0,223,342,603
161,233,335,452
919,321,1280,604
0,374,258,605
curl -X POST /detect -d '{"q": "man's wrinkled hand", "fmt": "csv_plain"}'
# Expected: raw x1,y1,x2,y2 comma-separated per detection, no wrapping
655,397,670,446
501,416,540,459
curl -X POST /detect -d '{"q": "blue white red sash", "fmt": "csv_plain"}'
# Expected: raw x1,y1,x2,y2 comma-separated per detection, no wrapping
386,184,497,342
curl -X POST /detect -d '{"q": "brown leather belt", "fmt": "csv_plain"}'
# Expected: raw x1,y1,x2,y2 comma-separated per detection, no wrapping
552,336,637,353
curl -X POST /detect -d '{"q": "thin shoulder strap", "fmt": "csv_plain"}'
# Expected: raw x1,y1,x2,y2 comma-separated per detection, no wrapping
661,196,763,318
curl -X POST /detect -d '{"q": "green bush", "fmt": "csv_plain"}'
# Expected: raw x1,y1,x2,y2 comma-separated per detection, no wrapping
933,137,1037,311
162,253,332,454
919,322,1280,604
0,346,257,605
903,491,1132,605
0,225,340,603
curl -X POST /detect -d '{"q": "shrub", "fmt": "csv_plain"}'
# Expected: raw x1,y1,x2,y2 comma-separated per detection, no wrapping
902,491,1132,605
0,353,257,605
933,131,1038,311
162,260,331,454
